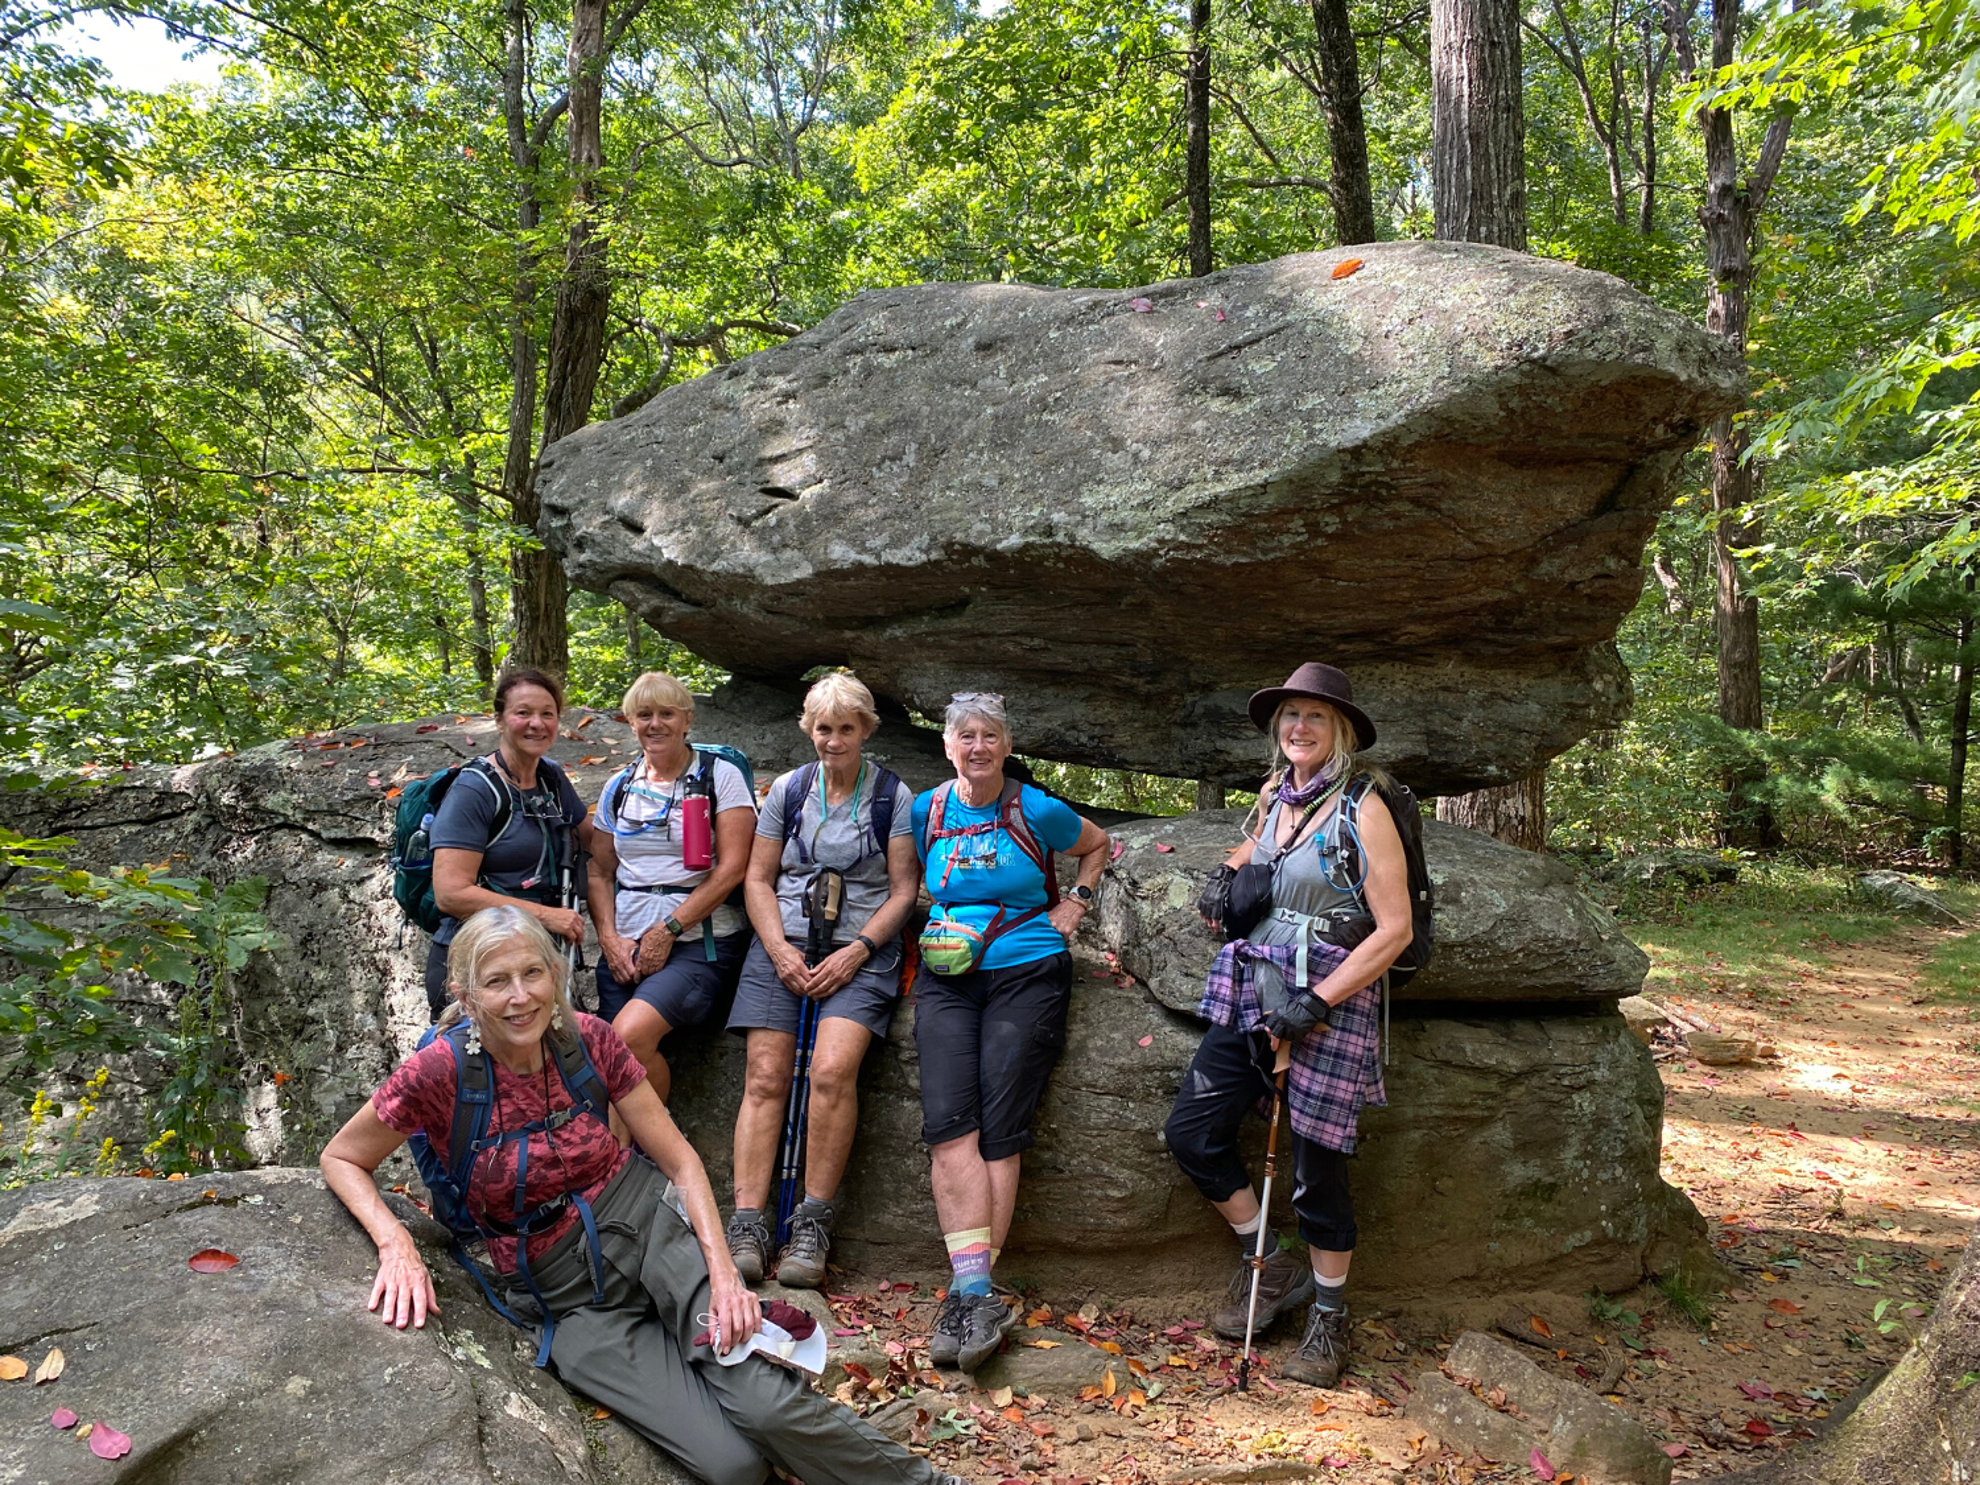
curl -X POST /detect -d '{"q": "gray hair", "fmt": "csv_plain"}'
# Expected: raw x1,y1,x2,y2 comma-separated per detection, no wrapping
943,692,1011,741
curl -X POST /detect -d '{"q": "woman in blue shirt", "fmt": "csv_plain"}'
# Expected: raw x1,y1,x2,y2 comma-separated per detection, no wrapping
912,692,1111,1375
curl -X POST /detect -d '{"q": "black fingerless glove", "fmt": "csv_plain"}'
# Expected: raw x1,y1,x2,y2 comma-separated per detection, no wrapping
1265,993,1330,1043
1197,863,1236,930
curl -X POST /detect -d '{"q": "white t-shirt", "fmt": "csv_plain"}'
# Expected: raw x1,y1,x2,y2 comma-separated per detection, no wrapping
594,754,757,940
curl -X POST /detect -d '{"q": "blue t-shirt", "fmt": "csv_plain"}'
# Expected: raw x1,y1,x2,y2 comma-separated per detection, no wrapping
912,782,1084,969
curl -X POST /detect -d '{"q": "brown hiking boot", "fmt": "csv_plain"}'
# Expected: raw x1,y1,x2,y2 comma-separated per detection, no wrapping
1279,1302,1350,1388
1210,1248,1316,1340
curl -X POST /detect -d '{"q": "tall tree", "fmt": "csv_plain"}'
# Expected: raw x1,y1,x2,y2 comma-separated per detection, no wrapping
1185,0,1214,275
1430,0,1526,250
1306,0,1375,244
1430,0,1541,847
1672,0,1795,849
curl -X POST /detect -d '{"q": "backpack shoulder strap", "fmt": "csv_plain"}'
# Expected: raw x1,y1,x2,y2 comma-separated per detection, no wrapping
1001,782,1059,905
463,757,516,844
600,762,638,831
438,1020,495,1190
923,779,954,847
781,763,820,849
547,1022,612,1125
869,766,901,854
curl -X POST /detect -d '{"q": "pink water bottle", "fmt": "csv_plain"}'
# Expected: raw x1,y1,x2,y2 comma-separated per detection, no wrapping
681,776,713,871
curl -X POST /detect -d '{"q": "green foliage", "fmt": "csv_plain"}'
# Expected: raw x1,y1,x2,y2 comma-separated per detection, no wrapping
0,826,275,1178
1654,1272,1713,1329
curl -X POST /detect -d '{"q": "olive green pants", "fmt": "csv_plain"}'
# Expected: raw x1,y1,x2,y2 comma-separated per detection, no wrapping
525,1156,936,1485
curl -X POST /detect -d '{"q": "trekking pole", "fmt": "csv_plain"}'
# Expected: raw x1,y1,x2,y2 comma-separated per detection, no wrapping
1238,1039,1294,1394
776,869,842,1245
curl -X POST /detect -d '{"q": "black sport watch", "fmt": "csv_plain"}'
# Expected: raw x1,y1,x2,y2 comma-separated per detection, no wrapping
1066,885,1095,905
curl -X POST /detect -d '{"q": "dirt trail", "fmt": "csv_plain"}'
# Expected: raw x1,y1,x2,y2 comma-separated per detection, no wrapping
821,920,1978,1483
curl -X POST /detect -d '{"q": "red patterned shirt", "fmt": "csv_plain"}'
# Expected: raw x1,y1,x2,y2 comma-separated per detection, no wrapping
372,1013,646,1272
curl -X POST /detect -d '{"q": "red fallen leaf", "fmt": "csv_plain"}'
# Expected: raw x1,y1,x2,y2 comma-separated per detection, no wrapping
1214,308,1227,321
1928,1259,1944,1272
188,1249,240,1273
384,787,403,800
1330,258,1364,279
1744,1419,1774,1438
1255,1376,1281,1393
1155,842,1176,853
1660,1442,1688,1458
1530,1447,1556,1480
1110,838,1125,861
831,1327,860,1337
89,1422,133,1460
1129,297,1154,312
50,1408,77,1429
1738,1381,1773,1401
1137,1035,1154,1047
1322,1457,1354,1469
415,723,440,733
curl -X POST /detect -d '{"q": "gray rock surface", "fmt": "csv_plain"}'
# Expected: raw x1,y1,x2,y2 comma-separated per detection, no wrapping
2,722,1696,1305
1405,1371,1538,1465
1621,850,1739,888
0,1168,697,1485
1853,870,1962,925
536,244,1743,792
1444,1330,1674,1484
1097,809,1649,1009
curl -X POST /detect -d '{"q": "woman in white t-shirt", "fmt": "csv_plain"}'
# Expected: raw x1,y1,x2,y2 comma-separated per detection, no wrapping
586,671,757,1101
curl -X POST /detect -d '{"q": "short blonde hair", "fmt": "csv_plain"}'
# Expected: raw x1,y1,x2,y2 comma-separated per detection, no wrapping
801,672,880,734
623,670,694,719
443,906,577,1032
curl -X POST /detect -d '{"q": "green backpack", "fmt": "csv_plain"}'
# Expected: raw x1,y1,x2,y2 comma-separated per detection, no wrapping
389,760,512,934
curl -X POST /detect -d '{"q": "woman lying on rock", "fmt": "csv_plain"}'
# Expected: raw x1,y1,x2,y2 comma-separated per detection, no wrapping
913,692,1112,1374
321,906,965,1485
726,671,920,1288
586,670,757,1101
1165,662,1412,1388
425,666,592,1018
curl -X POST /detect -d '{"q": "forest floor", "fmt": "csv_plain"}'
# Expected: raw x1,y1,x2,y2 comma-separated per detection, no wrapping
821,869,1980,1485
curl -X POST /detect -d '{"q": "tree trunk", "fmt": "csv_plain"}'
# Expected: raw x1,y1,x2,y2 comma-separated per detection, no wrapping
1949,571,1975,869
1677,0,1795,851
1436,774,1546,852
625,602,644,664
1195,780,1227,811
1431,0,1526,251
1185,0,1213,276
1309,0,1376,244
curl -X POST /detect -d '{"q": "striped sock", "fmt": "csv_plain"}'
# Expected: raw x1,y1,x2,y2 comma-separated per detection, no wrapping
1314,1271,1348,1311
945,1227,994,1298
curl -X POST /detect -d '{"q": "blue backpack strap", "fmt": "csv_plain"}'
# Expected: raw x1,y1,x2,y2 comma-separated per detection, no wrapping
599,762,638,833
546,1022,613,1126
438,1020,495,1199
781,762,821,865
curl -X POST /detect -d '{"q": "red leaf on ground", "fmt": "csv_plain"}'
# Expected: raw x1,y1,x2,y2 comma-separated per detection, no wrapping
415,724,440,733
1529,1315,1553,1339
188,1249,240,1273
1744,1419,1774,1438
1767,1298,1801,1314
89,1423,133,1460
1330,259,1364,280
1738,1381,1774,1401
50,1408,77,1429
1530,1447,1556,1480
1129,298,1154,312
1137,1035,1154,1047
1155,842,1175,853
1660,1442,1688,1458
1109,838,1125,861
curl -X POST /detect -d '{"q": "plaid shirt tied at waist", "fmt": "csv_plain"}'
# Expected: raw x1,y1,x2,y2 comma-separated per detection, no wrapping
1197,937,1386,1153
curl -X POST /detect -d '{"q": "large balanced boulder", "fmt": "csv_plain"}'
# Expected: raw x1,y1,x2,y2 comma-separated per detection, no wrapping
537,243,1743,792
0,1168,694,1485
1098,808,1650,1010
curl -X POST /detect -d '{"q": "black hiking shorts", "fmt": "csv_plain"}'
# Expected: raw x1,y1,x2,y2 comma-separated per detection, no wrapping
912,951,1072,1161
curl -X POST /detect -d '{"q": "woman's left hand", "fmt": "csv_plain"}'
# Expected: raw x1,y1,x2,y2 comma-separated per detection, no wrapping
805,941,868,999
707,1260,762,1355
1047,898,1089,940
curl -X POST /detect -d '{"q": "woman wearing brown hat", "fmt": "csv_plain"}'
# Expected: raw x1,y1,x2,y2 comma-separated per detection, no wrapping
1163,662,1414,1389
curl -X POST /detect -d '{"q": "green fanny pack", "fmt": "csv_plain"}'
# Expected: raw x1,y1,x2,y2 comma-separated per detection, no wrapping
918,903,1050,977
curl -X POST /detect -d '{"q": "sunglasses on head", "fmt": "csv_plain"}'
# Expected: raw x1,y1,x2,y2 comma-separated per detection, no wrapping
951,691,1004,704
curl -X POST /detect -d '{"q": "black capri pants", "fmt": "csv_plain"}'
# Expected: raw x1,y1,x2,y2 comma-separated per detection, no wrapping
1164,1018,1358,1253
913,952,1072,1161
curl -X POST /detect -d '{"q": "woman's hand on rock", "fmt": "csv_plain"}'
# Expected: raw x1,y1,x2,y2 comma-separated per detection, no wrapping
602,932,638,985
1047,898,1089,940
369,1230,439,1330
708,1262,762,1355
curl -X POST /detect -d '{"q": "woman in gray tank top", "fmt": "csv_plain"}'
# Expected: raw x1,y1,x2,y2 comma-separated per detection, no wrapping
1163,662,1414,1390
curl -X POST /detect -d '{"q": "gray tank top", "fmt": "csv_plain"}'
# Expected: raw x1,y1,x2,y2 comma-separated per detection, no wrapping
1245,796,1360,949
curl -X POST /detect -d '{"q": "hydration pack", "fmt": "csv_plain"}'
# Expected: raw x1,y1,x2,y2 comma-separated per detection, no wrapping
1318,774,1436,988
778,760,902,864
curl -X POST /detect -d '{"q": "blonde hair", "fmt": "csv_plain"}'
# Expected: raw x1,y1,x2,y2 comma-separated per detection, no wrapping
442,906,577,1033
623,670,695,720
801,671,880,734
1248,699,1369,836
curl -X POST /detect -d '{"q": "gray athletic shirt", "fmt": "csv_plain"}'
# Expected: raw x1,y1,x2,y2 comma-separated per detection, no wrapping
756,763,916,946
1246,795,1361,949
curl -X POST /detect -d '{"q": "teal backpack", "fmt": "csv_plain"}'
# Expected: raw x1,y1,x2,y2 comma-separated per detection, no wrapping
390,757,573,934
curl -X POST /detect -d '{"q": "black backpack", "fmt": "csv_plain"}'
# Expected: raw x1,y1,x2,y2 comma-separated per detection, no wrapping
1323,774,1436,988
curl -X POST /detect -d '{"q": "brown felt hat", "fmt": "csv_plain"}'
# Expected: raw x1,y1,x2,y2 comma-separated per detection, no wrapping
1246,662,1377,750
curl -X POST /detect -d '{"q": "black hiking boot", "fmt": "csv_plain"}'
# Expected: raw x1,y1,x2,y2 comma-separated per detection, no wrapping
1279,1301,1350,1389
774,1207,832,1289
1210,1247,1316,1340
726,1209,773,1285
953,1292,1017,1373
928,1291,967,1368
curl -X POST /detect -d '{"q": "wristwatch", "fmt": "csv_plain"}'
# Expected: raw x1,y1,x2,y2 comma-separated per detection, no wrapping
855,933,879,955
1066,885,1096,906
662,914,686,937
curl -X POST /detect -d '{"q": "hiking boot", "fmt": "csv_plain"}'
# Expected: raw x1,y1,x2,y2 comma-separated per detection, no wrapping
1210,1247,1316,1340
953,1292,1017,1373
726,1210,773,1285
1279,1302,1350,1389
774,1209,831,1288
928,1291,967,1367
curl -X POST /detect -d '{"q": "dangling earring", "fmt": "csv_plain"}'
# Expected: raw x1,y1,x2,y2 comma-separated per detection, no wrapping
550,1002,566,1032
464,1017,483,1055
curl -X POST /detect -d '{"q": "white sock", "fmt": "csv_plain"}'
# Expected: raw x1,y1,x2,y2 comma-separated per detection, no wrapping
1230,1209,1264,1237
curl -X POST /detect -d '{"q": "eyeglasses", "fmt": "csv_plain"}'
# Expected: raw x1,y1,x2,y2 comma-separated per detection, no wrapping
951,691,1005,704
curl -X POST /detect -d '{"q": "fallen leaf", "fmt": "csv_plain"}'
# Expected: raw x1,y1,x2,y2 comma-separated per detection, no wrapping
1078,1385,1102,1401
1028,1340,1062,1349
1002,1406,1026,1424
1530,1448,1556,1481
0,1357,25,1381
1744,1419,1774,1438
1929,1259,1944,1272
1331,258,1364,280
1137,1035,1154,1048
1738,1381,1775,1401
1767,1298,1801,1314
1095,1340,1124,1355
590,1407,611,1420
415,723,440,733
384,787,403,800
1102,1370,1117,1398
991,1386,1013,1407
1127,1357,1148,1376
1310,1395,1330,1415
89,1422,133,1460
578,756,606,765
1155,842,1175,853
32,1349,63,1384
50,1407,77,1429
1129,297,1154,312
1109,838,1125,861
188,1249,241,1273
1530,1315,1553,1339
1660,1442,1689,1458
1129,1389,1147,1406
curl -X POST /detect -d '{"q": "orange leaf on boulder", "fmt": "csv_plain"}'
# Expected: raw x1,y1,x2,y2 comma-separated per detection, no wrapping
188,1249,241,1273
